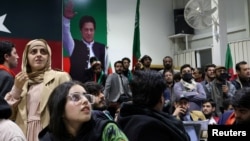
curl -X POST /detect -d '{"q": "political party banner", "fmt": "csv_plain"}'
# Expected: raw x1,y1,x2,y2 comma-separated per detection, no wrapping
0,0,62,73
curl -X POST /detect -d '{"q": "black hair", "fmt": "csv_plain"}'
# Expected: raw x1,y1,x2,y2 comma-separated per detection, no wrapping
221,98,233,113
130,70,166,108
232,87,250,109
204,64,216,72
48,80,86,139
195,67,205,79
0,41,15,64
79,15,96,30
235,61,247,72
114,60,123,68
202,99,216,108
173,72,181,82
162,56,173,62
140,55,152,63
121,57,131,63
180,64,192,73
163,69,174,76
83,81,103,96
90,56,99,64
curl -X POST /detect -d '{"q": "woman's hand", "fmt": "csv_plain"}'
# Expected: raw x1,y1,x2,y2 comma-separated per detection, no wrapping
14,72,29,90
4,93,21,107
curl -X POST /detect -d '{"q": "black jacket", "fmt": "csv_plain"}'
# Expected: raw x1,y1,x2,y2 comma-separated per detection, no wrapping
39,111,114,141
0,70,14,98
70,40,106,83
117,103,190,141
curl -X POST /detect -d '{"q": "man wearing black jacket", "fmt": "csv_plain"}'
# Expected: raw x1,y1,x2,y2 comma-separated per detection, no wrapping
0,41,19,98
116,70,190,141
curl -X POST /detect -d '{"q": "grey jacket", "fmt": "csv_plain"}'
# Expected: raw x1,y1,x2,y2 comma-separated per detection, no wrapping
104,73,132,102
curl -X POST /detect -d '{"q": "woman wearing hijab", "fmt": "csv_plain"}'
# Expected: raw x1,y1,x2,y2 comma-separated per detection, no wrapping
4,39,71,141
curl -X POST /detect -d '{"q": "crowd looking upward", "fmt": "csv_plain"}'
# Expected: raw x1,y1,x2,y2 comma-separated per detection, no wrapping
1,37,250,141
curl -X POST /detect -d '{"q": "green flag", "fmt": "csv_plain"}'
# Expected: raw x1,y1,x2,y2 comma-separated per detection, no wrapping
132,0,141,70
225,44,235,80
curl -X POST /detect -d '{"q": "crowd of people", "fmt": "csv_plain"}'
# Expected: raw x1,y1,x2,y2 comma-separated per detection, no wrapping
1,36,250,141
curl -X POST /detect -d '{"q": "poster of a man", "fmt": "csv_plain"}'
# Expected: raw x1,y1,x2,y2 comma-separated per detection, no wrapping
63,0,109,83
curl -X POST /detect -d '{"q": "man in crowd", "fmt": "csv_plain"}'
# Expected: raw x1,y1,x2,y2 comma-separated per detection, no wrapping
172,94,206,121
117,70,190,141
207,66,236,116
159,56,177,74
202,99,219,125
140,55,152,71
83,81,113,120
173,64,206,111
200,64,216,97
0,41,19,98
231,61,250,90
218,87,250,125
104,61,132,118
121,57,133,82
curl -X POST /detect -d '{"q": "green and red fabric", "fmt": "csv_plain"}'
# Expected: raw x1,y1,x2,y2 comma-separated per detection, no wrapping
225,44,235,80
107,61,113,74
132,0,141,71
0,0,62,74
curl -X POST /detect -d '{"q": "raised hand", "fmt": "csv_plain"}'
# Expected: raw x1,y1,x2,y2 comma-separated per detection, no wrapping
64,0,77,19
172,105,186,117
14,72,29,90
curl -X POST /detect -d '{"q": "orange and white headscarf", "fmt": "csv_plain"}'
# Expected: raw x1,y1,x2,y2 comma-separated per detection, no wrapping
21,39,52,85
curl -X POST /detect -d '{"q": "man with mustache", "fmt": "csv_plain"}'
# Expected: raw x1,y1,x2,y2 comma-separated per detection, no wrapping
84,81,113,120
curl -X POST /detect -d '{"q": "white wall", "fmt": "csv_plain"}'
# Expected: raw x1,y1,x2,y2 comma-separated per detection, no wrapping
107,0,174,70
107,0,250,70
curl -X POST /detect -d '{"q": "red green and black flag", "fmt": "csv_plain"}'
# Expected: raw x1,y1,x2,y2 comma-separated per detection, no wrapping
0,0,63,73
225,44,235,80
132,0,141,71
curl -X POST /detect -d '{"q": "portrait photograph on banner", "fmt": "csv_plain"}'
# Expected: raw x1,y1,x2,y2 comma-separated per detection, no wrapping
62,0,109,83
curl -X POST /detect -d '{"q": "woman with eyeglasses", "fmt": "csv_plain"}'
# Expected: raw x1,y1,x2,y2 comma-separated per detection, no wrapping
4,39,71,141
38,80,128,141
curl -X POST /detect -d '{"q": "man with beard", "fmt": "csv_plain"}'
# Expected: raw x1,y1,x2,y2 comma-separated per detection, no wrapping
140,55,152,71
207,66,236,116
159,56,178,74
202,99,219,125
83,81,113,120
231,61,250,90
218,87,250,126
104,60,132,118
173,64,206,111
63,1,109,83
163,70,175,113
121,57,133,82
200,64,216,98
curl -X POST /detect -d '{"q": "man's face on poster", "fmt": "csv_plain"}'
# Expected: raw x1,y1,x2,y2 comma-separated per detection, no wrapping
81,22,95,43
